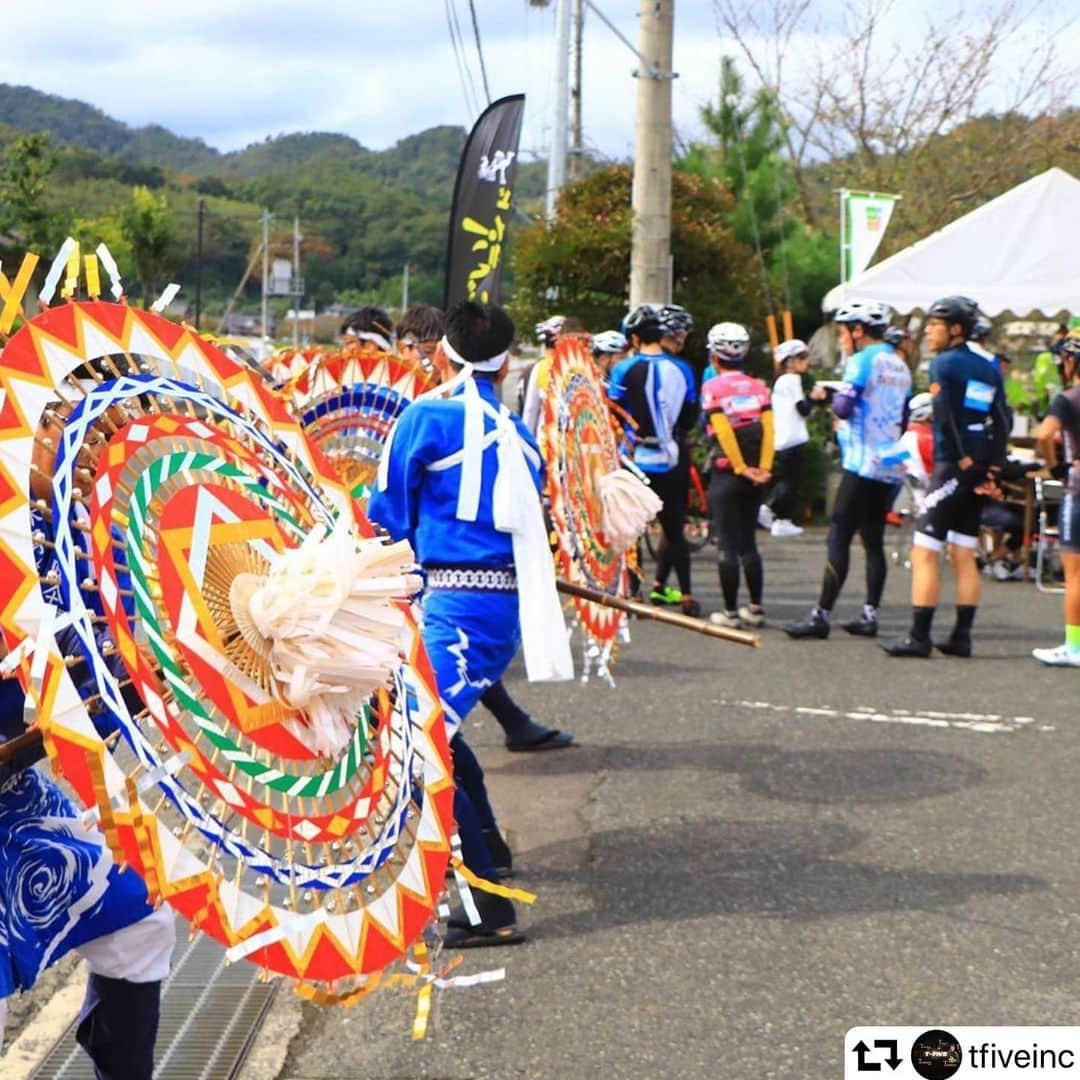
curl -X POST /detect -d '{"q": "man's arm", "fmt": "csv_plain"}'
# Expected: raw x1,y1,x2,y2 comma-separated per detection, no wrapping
367,406,432,546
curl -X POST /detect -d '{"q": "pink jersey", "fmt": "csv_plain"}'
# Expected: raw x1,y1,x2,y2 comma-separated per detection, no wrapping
701,369,771,471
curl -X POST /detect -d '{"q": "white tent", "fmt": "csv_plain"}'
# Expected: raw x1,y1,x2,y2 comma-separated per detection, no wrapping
823,167,1080,316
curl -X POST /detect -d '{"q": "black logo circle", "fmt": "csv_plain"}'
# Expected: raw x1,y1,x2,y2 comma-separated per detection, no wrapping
911,1029,962,1079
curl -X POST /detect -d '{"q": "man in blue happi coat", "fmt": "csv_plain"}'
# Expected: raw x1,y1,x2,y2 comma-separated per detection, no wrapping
369,301,573,947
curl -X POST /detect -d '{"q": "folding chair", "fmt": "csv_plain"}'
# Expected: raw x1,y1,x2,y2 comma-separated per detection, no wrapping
1034,476,1065,594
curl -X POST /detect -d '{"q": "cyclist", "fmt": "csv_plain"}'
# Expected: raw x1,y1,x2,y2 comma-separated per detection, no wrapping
591,329,630,376
883,295,1010,658
1032,334,1080,666
786,300,911,640
609,303,701,616
519,314,567,432
764,338,828,537
701,322,773,627
659,304,694,357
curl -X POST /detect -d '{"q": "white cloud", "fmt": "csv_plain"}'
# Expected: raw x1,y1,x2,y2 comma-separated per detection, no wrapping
0,0,1073,162
0,1,722,157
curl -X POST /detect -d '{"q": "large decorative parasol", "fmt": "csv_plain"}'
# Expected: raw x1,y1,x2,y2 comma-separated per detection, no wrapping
0,251,457,1004
538,337,661,683
287,339,438,504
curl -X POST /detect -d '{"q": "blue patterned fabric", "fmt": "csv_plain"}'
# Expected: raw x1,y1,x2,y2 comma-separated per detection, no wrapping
0,763,154,998
421,589,520,735
0,508,152,998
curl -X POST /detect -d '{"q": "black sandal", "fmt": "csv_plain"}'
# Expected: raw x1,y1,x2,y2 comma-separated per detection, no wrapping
505,728,574,752
444,923,526,949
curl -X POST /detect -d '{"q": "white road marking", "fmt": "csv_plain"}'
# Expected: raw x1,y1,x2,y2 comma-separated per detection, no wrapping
723,699,1046,735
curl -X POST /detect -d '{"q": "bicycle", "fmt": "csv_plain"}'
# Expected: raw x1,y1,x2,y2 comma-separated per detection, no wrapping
644,461,712,558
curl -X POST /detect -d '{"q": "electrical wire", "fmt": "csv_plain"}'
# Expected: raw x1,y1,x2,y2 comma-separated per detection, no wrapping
467,0,492,106
445,0,480,118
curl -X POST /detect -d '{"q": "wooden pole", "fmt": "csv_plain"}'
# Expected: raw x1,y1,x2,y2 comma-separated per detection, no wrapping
556,578,760,646
629,0,675,306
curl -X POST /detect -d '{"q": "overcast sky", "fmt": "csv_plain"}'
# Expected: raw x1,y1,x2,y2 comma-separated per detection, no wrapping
0,1,1074,161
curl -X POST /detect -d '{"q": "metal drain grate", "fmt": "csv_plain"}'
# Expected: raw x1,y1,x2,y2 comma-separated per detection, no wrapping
31,916,277,1080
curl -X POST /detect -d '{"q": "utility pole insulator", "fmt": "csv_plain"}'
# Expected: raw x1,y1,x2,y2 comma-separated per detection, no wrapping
629,0,675,308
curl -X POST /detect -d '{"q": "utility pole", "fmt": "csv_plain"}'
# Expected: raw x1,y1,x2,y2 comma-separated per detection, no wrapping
194,198,205,331
260,208,271,349
569,0,585,181
545,0,572,220
292,213,301,348
629,0,675,307
402,262,410,313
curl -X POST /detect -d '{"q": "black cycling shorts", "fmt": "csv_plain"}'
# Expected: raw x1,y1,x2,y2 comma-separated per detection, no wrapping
1062,490,1080,555
915,462,985,550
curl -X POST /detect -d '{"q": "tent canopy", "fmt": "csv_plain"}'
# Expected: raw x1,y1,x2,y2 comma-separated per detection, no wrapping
823,167,1080,316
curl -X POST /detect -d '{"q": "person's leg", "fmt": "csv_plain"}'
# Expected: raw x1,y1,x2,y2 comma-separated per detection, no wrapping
739,483,764,608
1033,490,1080,664
76,904,175,1080
848,479,892,633
785,471,861,638
649,468,680,596
884,464,962,657
661,460,695,607
819,473,862,613
771,445,803,521
480,680,573,751
709,473,742,615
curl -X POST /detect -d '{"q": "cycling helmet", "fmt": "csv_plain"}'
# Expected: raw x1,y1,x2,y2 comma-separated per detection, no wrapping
775,338,809,365
925,295,979,336
1058,334,1080,364
834,300,890,330
909,391,933,423
883,326,909,347
659,304,694,336
622,303,664,336
591,329,629,355
971,315,992,341
706,321,750,362
535,315,566,345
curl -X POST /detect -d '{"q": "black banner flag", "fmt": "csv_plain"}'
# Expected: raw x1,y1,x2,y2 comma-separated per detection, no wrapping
444,94,525,308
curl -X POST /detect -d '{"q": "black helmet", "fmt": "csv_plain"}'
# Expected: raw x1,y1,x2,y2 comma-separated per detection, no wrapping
926,295,979,336
622,303,663,336
883,326,908,347
659,304,694,336
1058,334,1080,365
971,315,993,341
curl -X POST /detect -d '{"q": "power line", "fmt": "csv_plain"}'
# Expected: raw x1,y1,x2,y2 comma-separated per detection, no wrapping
445,0,480,118
467,0,492,106
447,0,481,116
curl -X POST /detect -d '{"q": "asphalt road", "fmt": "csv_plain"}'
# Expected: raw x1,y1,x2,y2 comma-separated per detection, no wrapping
279,531,1078,1079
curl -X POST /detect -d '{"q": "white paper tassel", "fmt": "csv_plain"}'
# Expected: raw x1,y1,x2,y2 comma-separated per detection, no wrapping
229,519,421,757
597,468,663,554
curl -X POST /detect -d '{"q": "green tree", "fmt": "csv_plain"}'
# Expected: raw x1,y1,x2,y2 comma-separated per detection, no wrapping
119,185,178,304
510,165,763,370
0,132,68,252
679,57,835,337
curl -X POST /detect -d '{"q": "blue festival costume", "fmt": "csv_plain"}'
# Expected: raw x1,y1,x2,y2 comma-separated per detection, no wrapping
369,367,572,894
0,509,174,1078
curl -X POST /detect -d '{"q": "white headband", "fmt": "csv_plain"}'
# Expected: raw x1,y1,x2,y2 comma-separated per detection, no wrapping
345,328,393,352
439,335,508,372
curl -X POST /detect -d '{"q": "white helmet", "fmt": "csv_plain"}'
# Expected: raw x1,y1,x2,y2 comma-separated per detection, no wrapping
834,300,891,331
909,391,933,423
591,329,629,354
707,321,750,362
775,338,809,365
535,315,566,345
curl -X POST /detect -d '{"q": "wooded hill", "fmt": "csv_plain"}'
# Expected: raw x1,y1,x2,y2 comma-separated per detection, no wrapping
0,83,548,313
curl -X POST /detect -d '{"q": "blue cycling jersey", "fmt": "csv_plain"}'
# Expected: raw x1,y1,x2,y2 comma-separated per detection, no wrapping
836,342,912,482
608,351,698,473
